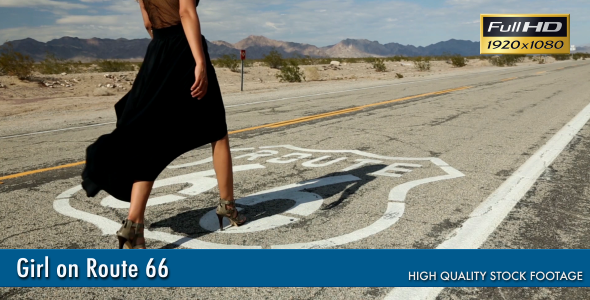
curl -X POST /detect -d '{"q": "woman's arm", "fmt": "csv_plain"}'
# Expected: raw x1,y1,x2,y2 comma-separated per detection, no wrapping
179,0,208,99
138,0,153,39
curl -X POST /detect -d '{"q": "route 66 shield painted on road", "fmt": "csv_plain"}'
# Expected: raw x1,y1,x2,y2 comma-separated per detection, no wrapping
54,145,464,249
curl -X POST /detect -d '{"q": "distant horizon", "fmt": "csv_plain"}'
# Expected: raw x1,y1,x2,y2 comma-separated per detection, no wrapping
1,0,588,48
6,36,590,51
4,35,485,48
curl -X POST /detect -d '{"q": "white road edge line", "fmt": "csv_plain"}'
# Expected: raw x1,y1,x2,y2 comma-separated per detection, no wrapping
384,101,590,300
0,63,567,140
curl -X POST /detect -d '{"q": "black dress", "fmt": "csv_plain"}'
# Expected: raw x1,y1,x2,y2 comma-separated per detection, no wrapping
82,0,227,202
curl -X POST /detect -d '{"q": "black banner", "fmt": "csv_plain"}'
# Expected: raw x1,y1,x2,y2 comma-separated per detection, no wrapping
483,17,568,37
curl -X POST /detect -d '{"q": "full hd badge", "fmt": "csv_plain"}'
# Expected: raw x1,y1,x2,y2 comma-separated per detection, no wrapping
480,14,570,54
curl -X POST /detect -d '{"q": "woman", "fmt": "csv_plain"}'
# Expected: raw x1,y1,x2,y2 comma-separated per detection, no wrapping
81,0,245,249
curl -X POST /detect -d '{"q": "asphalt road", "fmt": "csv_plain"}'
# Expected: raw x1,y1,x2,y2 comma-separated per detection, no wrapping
1,60,590,299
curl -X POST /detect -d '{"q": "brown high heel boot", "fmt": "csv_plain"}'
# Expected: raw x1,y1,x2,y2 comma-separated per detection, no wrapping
116,219,145,249
216,198,246,231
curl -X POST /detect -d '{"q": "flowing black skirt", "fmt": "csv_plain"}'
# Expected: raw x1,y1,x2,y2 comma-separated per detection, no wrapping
81,24,228,202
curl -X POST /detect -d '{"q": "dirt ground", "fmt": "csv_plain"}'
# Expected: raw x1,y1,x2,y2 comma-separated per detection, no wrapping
0,57,559,136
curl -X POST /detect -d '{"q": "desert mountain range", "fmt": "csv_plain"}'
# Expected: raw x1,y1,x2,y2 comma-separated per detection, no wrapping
3,35,589,61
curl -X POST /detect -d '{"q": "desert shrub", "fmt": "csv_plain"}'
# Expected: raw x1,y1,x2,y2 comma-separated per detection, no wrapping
276,60,305,83
97,60,135,72
343,57,362,64
304,66,320,81
304,57,333,65
411,56,432,62
514,54,526,62
70,61,85,73
263,48,284,69
439,52,452,61
396,73,403,79
551,54,570,61
0,42,35,79
38,53,71,74
293,55,314,66
243,59,255,67
371,58,387,72
414,57,431,71
314,58,334,65
215,54,240,72
489,56,505,66
450,54,467,67
489,55,525,67
385,56,403,62
537,56,546,64
572,53,590,60
364,57,376,64
297,55,316,66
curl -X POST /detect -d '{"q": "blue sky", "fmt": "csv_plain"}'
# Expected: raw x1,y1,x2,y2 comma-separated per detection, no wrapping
0,0,588,47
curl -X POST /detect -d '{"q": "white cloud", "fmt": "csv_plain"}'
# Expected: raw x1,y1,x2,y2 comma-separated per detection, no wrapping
56,15,123,25
0,22,146,42
105,1,139,14
0,0,86,9
0,0,589,47
264,22,281,30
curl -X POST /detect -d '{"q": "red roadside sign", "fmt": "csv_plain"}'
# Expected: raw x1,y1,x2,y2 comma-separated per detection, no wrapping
240,50,246,60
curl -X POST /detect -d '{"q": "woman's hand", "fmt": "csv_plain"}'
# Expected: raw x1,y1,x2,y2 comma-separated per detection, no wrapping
191,63,208,99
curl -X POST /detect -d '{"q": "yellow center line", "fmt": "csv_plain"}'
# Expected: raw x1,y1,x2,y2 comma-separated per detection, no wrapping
0,161,86,182
557,67,564,70
501,77,518,82
0,85,472,182
267,108,364,128
536,71,547,75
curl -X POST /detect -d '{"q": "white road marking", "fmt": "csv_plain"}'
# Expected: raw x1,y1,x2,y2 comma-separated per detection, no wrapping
301,156,348,167
273,166,464,249
53,190,261,249
199,175,361,233
273,202,406,249
260,145,436,162
342,159,384,171
1,63,566,140
372,163,422,178
53,145,465,249
384,99,590,299
267,153,313,164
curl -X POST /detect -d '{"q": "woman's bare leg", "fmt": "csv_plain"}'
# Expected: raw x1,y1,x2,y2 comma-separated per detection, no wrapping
211,134,234,201
128,181,154,223
126,180,153,248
